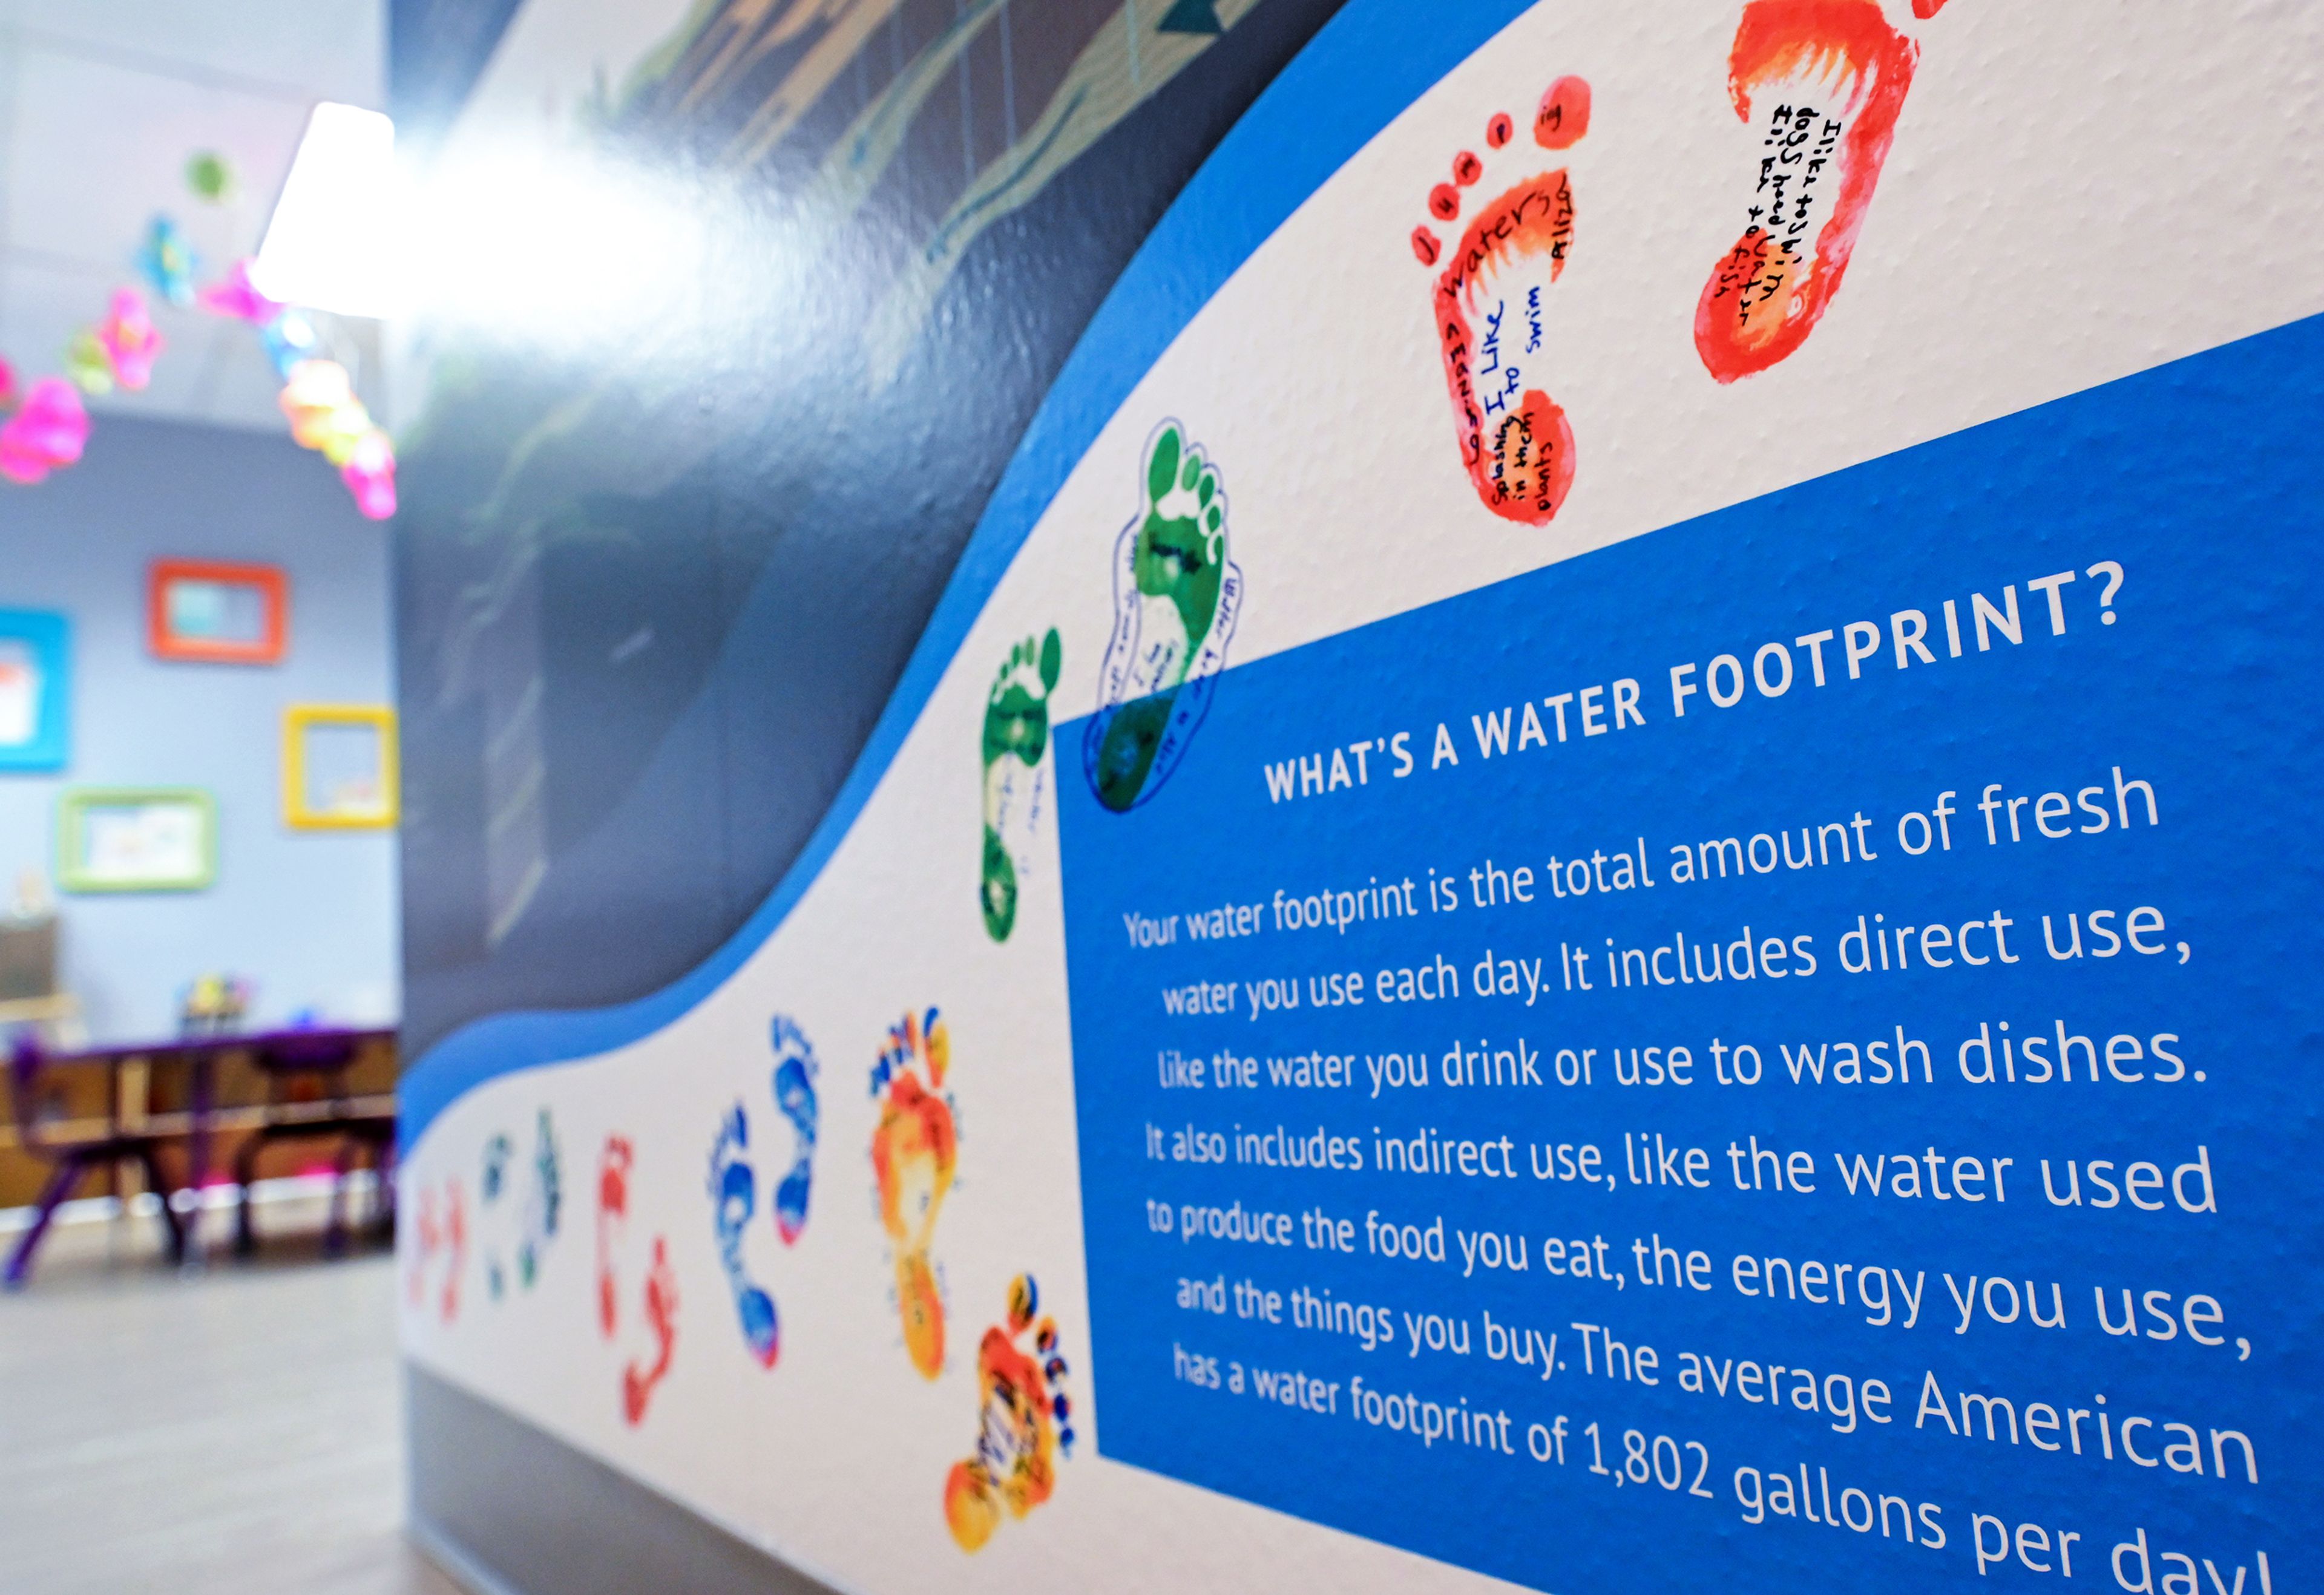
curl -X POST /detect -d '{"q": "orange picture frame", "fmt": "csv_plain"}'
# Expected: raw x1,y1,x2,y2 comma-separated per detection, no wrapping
148,560,288,664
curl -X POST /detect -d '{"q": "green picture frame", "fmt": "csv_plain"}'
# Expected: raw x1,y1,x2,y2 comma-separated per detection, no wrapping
56,787,217,893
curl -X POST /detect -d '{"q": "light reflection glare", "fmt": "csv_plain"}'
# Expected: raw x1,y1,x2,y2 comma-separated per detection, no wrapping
405,145,714,347
257,104,720,346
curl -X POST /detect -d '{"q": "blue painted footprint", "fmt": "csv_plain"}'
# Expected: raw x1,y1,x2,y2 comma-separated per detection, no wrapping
1083,420,1243,812
519,1108,563,1289
479,1133,516,1302
707,1014,822,1368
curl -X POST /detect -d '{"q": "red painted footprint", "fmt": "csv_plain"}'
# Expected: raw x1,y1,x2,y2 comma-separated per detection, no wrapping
404,1177,466,1324
597,1135,678,1425
1693,0,1918,381
1413,77,1591,526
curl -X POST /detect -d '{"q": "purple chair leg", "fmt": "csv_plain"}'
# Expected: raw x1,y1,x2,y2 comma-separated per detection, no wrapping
4,1159,83,1288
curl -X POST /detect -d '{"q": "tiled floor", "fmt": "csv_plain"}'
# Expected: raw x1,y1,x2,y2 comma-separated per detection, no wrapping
0,1210,464,1595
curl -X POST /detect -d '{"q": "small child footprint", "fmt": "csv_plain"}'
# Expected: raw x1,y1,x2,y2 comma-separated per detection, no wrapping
597,1136,632,1338
622,1240,678,1426
404,1181,462,1323
980,629,1062,942
770,1015,820,1243
1083,422,1243,812
944,1273,1075,1553
598,1134,678,1424
870,1009,957,1379
479,1133,516,1300
709,1105,781,1367
707,1015,822,1369
519,1108,562,1289
1412,77,1591,525
1693,0,1918,381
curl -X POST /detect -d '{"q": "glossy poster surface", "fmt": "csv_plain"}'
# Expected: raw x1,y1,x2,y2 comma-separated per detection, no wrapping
393,2,2324,1591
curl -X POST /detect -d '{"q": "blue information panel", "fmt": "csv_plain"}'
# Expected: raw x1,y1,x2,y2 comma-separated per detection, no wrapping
1059,320,2320,1593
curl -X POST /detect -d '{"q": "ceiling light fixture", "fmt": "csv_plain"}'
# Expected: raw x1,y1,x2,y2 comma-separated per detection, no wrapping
251,102,400,319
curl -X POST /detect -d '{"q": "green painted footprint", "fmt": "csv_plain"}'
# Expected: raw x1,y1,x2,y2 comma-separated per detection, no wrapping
981,629,1062,942
1085,421,1242,812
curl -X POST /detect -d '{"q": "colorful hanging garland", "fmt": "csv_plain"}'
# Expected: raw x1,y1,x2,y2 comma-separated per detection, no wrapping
2,159,396,519
197,258,396,518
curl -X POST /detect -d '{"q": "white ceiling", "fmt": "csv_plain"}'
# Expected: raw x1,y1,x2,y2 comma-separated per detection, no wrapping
0,0,382,432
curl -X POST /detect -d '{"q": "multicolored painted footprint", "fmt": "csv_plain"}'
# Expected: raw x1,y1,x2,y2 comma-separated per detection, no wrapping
870,1009,957,1378
1413,77,1591,526
944,1273,1075,1553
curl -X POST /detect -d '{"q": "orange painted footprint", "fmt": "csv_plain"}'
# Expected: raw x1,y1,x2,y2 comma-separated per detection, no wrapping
1693,0,1919,381
597,1135,678,1425
1413,76,1590,526
870,1009,957,1379
944,1273,1075,1553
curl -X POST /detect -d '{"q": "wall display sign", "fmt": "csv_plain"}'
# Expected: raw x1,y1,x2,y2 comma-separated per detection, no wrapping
148,559,287,664
281,704,398,830
57,788,216,892
386,2,2323,1594
0,609,71,773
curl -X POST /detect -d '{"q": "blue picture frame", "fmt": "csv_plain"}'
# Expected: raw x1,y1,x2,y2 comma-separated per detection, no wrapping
0,609,71,773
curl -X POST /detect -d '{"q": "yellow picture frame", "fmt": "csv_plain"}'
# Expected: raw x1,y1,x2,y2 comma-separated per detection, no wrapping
282,704,399,830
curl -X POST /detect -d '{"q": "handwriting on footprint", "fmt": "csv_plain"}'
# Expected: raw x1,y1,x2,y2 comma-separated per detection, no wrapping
944,1273,1075,1553
1084,421,1242,813
870,1008,957,1378
597,1134,677,1424
1414,76,1590,526
981,629,1062,943
1693,0,1917,381
707,1015,821,1369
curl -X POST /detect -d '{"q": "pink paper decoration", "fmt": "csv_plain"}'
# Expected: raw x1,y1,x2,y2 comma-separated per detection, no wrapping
96,289,163,390
197,258,284,325
0,379,91,485
340,428,398,520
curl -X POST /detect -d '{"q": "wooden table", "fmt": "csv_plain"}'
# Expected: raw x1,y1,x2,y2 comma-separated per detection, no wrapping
1,1027,396,1282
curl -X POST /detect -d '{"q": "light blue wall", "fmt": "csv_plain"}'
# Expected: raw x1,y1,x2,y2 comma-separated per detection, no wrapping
0,413,398,1043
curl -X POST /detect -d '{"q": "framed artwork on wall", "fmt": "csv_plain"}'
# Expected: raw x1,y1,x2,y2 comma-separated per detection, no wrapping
148,560,287,664
57,788,217,892
282,704,398,829
0,609,71,773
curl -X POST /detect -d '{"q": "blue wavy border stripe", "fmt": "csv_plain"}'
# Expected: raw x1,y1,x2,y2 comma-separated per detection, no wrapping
399,0,1531,1147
